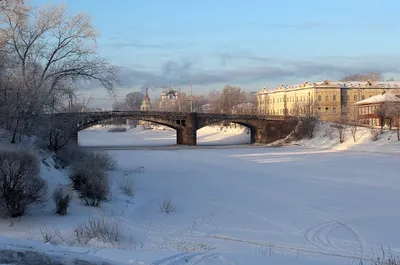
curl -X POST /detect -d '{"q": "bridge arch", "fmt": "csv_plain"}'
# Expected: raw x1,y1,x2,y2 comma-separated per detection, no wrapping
76,116,182,132
197,119,259,144
76,115,185,145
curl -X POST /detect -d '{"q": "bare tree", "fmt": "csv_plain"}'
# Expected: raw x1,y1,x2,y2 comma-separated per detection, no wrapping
340,72,383,82
292,99,319,139
124,92,144,111
348,112,360,142
394,115,400,141
0,2,119,143
64,97,94,113
112,100,125,111
232,102,257,114
331,115,348,143
214,85,246,114
375,104,395,132
45,114,81,152
191,95,208,112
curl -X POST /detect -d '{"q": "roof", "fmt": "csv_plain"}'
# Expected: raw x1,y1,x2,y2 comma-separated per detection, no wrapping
257,80,400,95
354,93,400,105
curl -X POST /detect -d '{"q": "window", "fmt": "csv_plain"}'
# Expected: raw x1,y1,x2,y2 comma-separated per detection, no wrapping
333,107,337,113
325,107,329,113
318,94,322,101
325,94,329,101
362,95,365,100
333,94,336,101
354,94,357,101
318,106,322,112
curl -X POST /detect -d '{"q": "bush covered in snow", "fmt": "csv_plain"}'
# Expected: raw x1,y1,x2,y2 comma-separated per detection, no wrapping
52,185,71,215
56,145,117,170
119,177,135,197
371,129,380,141
159,196,176,213
0,149,48,218
58,147,116,207
74,215,124,246
69,163,110,207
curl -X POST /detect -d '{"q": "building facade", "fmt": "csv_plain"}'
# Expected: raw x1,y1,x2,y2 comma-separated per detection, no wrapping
159,88,181,111
355,92,400,127
257,79,400,121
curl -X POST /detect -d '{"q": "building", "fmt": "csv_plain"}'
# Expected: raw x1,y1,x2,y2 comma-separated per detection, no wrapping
354,92,400,127
256,79,400,121
140,88,151,111
159,88,181,111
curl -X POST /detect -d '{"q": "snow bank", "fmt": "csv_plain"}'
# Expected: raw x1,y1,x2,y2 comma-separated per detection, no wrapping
0,123,399,265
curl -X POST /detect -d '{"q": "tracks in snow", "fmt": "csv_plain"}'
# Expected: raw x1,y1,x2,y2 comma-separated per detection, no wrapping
151,252,222,265
304,219,365,256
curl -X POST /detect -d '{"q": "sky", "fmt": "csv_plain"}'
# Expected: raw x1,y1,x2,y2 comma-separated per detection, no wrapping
30,0,400,108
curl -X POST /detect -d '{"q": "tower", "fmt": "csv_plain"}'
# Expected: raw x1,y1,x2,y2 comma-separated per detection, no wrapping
141,88,151,111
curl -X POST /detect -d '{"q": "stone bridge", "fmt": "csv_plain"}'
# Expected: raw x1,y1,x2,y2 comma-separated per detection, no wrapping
53,111,299,145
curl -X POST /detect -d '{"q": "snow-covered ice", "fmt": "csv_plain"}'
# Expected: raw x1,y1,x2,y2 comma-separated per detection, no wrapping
0,123,399,264
78,124,251,147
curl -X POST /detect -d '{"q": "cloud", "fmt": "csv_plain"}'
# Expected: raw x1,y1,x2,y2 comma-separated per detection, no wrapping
80,53,400,94
125,55,400,87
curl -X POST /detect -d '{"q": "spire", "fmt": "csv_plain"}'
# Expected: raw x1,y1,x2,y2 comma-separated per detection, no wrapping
144,88,150,99
141,88,151,111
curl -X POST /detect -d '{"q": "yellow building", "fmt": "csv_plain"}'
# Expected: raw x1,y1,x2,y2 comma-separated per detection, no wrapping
256,79,400,121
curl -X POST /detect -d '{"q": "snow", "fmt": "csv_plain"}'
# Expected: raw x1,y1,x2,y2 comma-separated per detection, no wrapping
355,92,400,105
0,123,399,264
78,125,251,147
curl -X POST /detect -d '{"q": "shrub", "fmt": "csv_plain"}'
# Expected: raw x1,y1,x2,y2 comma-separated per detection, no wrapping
67,148,114,207
107,127,127,133
119,177,135,197
368,247,399,265
56,145,117,170
69,165,110,207
39,228,65,245
74,216,123,245
159,196,176,213
0,149,48,218
52,186,71,215
89,151,117,171
371,129,380,141
293,117,319,140
55,145,83,168
322,126,334,139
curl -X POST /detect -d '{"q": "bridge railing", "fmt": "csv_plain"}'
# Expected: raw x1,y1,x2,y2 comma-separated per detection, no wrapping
53,111,295,121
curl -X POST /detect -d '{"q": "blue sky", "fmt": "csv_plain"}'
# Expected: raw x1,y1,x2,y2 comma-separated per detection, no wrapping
30,0,400,107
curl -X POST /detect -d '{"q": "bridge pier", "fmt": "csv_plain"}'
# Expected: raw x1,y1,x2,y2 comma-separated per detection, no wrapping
177,113,198,145
69,130,78,145
255,125,268,144
176,129,184,145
